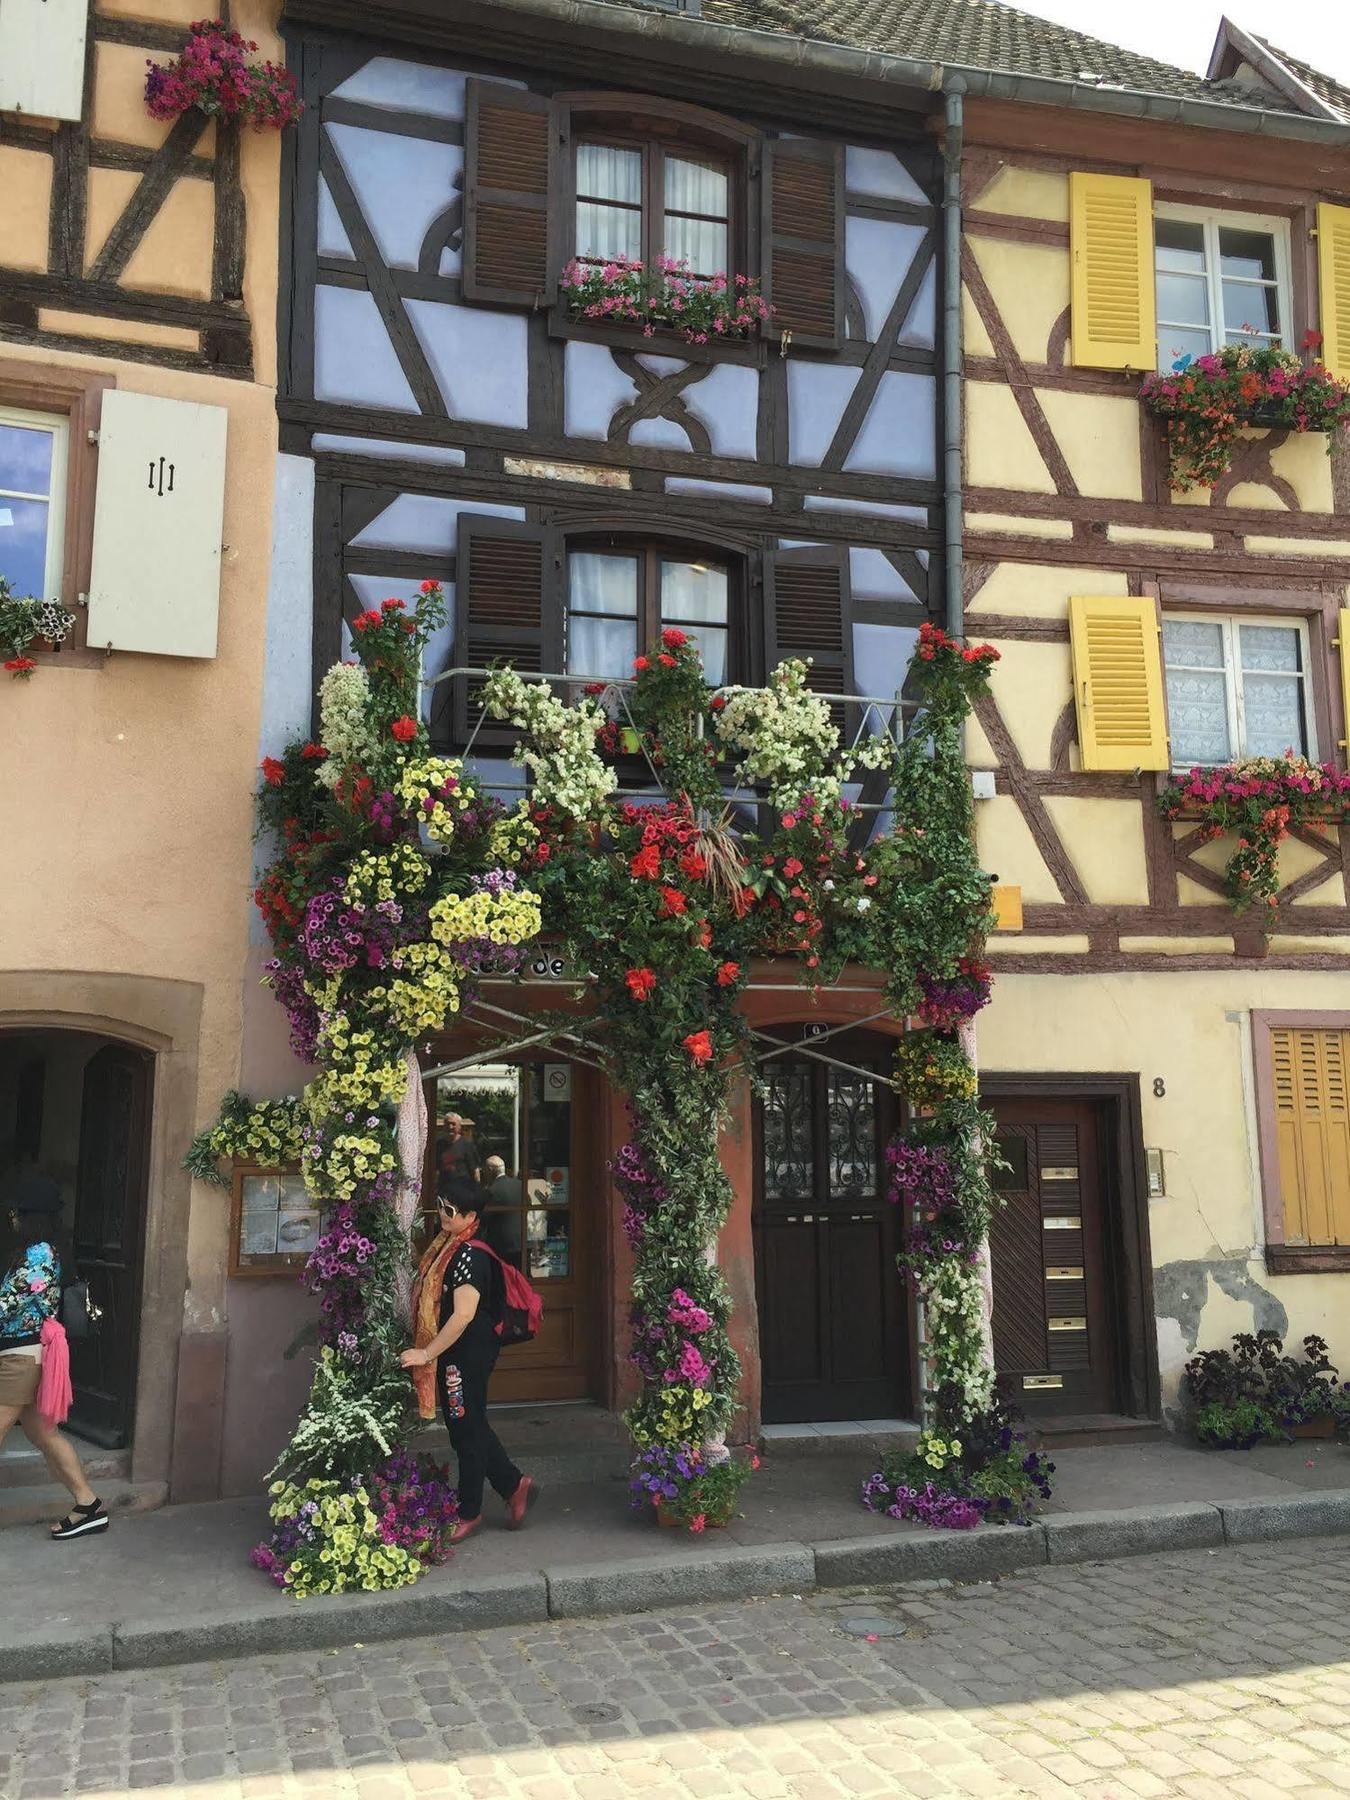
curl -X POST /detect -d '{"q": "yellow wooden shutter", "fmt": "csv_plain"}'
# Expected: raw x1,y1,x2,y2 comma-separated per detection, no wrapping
1335,606,1350,754
1069,172,1156,370
1068,595,1169,771
1270,1027,1350,1246
1316,203,1350,382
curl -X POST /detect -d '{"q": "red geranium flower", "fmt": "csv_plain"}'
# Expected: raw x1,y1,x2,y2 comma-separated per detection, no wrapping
419,578,439,595
633,655,650,672
683,1030,713,1065
693,920,712,949
4,655,37,676
625,967,657,1001
716,960,740,986
381,596,405,613
390,715,418,742
261,756,286,787
630,844,661,880
679,849,708,880
660,886,688,916
662,627,688,649
657,653,678,669
300,742,328,761
782,857,803,877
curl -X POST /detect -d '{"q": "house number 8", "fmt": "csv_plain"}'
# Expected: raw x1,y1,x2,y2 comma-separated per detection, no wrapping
1153,1077,1166,1097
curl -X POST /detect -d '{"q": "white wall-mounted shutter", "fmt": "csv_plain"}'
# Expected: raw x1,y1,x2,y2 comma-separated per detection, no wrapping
0,0,89,122
87,391,228,659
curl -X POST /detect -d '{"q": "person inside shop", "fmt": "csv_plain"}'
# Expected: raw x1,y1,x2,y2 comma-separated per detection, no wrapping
480,1154,524,1266
401,1175,536,1544
436,1113,483,1185
0,1171,108,1540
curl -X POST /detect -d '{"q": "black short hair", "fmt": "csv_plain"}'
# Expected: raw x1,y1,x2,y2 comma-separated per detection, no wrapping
436,1174,482,1218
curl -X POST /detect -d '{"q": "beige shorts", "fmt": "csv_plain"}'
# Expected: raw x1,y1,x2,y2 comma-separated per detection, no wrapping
0,1350,41,1409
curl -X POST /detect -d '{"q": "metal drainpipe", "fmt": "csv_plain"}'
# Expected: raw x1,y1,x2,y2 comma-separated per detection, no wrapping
942,80,965,643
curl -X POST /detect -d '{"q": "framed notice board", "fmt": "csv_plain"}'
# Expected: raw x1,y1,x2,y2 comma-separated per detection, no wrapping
229,1164,321,1276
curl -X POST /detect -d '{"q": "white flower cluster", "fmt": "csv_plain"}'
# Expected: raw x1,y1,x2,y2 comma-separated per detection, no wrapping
316,662,377,787
922,1257,996,1423
714,659,841,806
482,667,611,821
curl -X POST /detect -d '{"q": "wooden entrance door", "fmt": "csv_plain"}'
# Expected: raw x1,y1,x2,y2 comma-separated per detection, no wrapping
754,1036,907,1423
70,1043,152,1446
987,1097,1116,1418
425,1055,597,1402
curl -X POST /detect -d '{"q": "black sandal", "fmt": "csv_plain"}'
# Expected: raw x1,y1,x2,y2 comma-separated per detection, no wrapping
51,1498,108,1540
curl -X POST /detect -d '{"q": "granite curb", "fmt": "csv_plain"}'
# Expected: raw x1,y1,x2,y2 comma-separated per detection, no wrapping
6,1489,1350,1682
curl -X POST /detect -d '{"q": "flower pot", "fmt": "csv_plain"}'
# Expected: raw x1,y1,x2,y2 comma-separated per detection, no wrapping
620,726,642,755
654,1502,728,1529
1292,1414,1335,1439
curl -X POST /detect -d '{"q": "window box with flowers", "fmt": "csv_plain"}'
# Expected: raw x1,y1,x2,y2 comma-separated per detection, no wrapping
1140,335,1350,493
144,19,302,129
557,256,771,365
0,577,76,681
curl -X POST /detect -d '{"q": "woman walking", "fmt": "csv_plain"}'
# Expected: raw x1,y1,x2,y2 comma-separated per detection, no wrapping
401,1176,536,1543
0,1172,108,1540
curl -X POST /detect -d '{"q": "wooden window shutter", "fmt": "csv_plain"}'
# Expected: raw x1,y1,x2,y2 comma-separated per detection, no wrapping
1270,1027,1350,1246
762,137,845,350
764,546,855,730
445,516,562,747
1069,172,1155,370
463,81,557,307
1316,203,1350,382
1068,595,1169,772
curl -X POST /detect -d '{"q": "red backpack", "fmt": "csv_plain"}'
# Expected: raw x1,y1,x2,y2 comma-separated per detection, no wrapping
468,1240,544,1346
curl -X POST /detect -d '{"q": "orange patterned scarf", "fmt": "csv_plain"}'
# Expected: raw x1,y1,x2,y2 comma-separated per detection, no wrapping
409,1228,458,1420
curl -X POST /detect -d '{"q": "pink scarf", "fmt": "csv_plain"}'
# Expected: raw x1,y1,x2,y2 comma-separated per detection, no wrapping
37,1317,73,1426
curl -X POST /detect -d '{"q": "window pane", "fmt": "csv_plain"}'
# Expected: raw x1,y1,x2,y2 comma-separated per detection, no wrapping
576,144,641,205
0,423,54,496
665,156,727,219
1163,619,1226,670
672,624,727,684
1221,281,1280,339
663,214,727,276
827,1070,876,1199
1242,673,1306,757
660,559,728,624
763,1066,813,1201
1155,219,1206,272
0,496,52,596
576,200,640,262
1219,229,1277,283
1166,668,1233,765
569,613,637,678
1240,624,1301,674
1156,272,1209,329
570,552,638,616
1158,327,1213,367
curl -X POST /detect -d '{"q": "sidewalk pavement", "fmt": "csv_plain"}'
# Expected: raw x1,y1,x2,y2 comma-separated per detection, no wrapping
3,1436,1348,1683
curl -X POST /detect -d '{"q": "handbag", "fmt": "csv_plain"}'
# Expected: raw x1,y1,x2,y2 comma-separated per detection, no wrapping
60,1278,99,1340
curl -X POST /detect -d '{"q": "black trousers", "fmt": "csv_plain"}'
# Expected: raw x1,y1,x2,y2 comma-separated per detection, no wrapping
438,1342,521,1520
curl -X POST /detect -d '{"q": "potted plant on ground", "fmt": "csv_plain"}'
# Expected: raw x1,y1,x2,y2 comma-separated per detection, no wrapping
629,1443,755,1533
861,1398,1056,1530
1183,1330,1350,1446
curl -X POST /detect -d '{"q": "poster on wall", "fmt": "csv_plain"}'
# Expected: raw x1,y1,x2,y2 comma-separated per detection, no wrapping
230,1166,321,1275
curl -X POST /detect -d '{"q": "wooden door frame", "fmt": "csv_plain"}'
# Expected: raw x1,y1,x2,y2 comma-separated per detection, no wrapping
980,1073,1160,1423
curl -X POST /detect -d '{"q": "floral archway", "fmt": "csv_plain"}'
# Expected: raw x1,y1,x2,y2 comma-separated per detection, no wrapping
190,585,1034,1593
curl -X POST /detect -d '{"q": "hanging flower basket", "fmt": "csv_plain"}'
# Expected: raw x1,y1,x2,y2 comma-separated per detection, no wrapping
1140,336,1350,493
1158,753,1350,915
560,256,771,345
145,19,302,129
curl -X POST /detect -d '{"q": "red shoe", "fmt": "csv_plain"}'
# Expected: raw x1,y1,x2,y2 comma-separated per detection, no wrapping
505,1477,538,1530
449,1515,482,1545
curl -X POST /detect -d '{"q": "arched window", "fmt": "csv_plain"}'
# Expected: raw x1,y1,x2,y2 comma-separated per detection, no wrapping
566,540,732,683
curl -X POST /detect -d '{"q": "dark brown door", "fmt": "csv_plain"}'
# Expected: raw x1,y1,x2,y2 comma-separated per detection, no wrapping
70,1043,153,1447
987,1097,1115,1419
754,1035,907,1423
424,1054,597,1403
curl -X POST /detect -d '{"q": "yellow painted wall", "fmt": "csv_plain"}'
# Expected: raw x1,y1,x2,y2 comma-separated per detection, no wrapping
981,970,1350,1411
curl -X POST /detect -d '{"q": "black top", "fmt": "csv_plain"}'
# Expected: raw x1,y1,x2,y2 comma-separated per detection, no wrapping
438,1241,502,1359
440,1136,483,1181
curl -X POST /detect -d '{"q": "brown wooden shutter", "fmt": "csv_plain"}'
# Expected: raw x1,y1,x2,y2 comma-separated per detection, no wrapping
761,137,844,350
463,81,557,307
448,516,562,747
764,545,855,730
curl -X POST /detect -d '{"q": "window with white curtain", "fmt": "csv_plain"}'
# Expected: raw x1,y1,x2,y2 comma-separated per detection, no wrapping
0,405,68,600
1162,612,1314,767
1153,205,1292,372
566,545,730,683
575,138,732,276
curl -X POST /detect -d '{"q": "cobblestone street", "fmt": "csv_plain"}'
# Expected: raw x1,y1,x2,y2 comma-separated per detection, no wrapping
3,1538,1350,1800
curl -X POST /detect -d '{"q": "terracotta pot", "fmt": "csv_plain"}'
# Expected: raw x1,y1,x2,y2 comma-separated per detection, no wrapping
1292,1414,1336,1440
654,1502,728,1530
